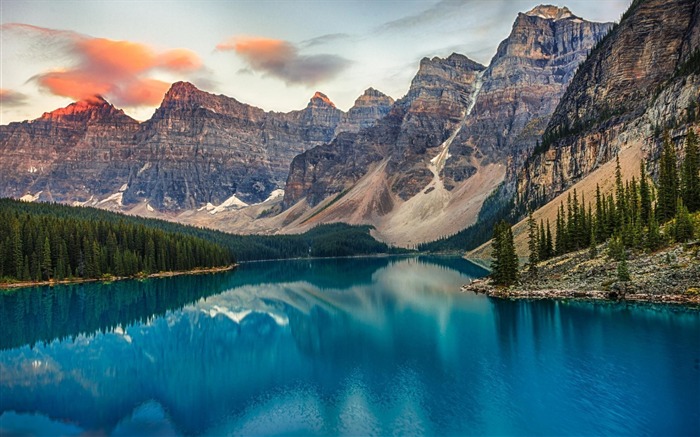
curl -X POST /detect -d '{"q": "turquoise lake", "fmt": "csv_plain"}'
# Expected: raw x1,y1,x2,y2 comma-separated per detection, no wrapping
0,256,698,436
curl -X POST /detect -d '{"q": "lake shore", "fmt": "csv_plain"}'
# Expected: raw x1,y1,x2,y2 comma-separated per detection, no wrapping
462,241,700,306
461,279,700,306
0,264,238,291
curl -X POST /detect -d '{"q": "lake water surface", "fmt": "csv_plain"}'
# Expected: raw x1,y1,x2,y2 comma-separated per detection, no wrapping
1,256,698,436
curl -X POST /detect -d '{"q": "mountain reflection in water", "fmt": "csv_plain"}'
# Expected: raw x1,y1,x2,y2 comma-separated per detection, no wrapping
0,256,698,436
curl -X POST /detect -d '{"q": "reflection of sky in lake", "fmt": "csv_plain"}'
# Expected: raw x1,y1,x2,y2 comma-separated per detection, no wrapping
1,256,698,436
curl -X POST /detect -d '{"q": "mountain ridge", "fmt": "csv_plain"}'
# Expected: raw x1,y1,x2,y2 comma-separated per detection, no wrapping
0,81,394,210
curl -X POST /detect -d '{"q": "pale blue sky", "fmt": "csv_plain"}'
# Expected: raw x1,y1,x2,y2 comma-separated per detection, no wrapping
1,0,630,123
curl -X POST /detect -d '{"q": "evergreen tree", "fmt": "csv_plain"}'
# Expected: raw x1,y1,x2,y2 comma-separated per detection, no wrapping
615,156,627,221
639,160,652,226
646,209,663,251
673,198,695,243
527,212,539,275
608,235,626,262
657,132,679,222
617,255,631,282
538,220,547,261
41,236,52,280
490,222,504,285
681,130,700,212
491,220,519,286
556,202,566,255
589,225,598,259
545,219,553,259
595,184,606,240
606,193,617,237
11,220,23,279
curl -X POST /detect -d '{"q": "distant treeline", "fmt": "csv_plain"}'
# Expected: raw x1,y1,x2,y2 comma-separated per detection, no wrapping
0,199,232,282
0,199,401,282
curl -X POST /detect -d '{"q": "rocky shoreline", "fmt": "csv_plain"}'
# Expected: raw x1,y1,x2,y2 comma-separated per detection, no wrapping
463,241,700,306
462,279,700,305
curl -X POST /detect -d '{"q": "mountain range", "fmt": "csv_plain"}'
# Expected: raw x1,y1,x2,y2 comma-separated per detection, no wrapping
1,0,698,249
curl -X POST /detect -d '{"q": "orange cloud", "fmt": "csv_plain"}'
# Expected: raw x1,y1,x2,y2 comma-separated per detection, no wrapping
116,78,171,106
77,38,156,75
3,23,203,107
37,71,112,101
157,49,202,71
217,35,351,86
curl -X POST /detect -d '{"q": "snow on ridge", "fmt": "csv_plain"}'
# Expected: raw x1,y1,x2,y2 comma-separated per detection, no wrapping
19,191,42,202
209,194,248,214
262,189,285,203
98,192,124,206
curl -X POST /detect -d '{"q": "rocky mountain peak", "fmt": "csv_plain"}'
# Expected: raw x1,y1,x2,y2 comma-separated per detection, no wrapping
407,53,485,110
309,91,336,108
354,88,394,107
524,5,576,21
38,95,131,123
418,53,485,73
162,81,205,102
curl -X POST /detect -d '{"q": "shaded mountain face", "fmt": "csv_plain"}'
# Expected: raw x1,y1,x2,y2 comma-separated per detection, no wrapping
280,7,611,245
283,53,487,209
0,97,140,203
518,0,700,207
0,83,393,210
445,6,613,183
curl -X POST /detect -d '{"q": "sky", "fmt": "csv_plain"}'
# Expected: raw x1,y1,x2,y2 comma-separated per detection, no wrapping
0,0,630,124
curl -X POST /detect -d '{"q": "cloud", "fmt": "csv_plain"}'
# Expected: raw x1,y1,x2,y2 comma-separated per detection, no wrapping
375,0,514,34
2,23,202,107
377,0,469,32
216,36,351,86
300,33,351,49
0,89,29,107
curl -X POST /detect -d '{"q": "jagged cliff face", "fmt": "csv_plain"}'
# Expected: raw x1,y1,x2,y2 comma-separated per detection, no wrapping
0,97,140,203
283,53,486,209
518,0,700,206
127,83,346,208
0,83,392,210
335,88,394,135
280,7,610,245
444,6,612,189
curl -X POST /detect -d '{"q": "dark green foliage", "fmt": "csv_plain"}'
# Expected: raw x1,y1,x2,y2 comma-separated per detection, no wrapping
645,210,663,251
639,161,652,226
617,256,631,282
0,199,232,282
0,200,397,277
607,235,626,262
537,219,554,262
545,220,553,259
490,220,519,286
680,130,700,212
527,212,538,275
589,226,598,259
674,48,700,79
657,132,679,222
555,202,566,255
673,199,695,243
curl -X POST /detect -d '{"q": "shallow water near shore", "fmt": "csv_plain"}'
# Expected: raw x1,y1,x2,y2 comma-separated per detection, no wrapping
1,256,698,436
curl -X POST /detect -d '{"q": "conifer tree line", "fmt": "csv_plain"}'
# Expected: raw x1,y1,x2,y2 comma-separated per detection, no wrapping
490,220,519,286
491,130,699,286
0,202,232,282
527,130,699,269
